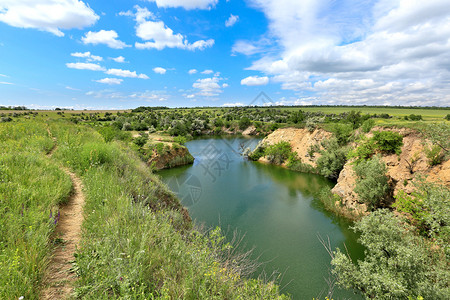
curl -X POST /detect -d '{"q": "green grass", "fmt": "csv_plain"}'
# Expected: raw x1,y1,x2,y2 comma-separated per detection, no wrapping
0,120,72,299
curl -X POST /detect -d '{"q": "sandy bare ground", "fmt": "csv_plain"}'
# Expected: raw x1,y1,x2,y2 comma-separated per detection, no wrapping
42,129,85,299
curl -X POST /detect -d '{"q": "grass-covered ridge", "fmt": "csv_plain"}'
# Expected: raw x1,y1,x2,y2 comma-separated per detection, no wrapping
0,120,72,299
45,119,287,299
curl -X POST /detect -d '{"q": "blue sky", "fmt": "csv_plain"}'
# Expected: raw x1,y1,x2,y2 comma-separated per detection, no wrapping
1,0,449,109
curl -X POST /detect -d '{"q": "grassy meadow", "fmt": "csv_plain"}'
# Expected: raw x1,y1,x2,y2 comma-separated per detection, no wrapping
1,116,287,299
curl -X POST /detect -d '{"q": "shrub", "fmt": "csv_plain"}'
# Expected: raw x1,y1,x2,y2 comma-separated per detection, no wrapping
329,123,353,145
316,139,348,179
264,141,292,165
331,210,449,299
361,119,375,133
239,117,252,130
424,144,443,166
353,156,390,210
445,114,450,121
133,132,148,148
372,131,403,155
348,138,376,163
173,135,187,145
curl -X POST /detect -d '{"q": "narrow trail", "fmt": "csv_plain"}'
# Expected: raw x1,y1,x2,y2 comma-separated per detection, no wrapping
42,127,85,299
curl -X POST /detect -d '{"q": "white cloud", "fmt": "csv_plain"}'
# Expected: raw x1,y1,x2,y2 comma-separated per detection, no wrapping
111,56,126,63
95,78,123,85
82,30,130,49
132,6,214,51
241,76,269,86
65,86,80,91
0,0,98,37
222,102,244,107
0,81,13,85
193,75,225,97
153,67,167,74
0,74,8,77
66,62,105,71
71,51,102,61
201,69,214,74
225,14,239,27
188,69,198,74
222,83,229,88
246,0,450,106
145,0,218,10
105,68,149,79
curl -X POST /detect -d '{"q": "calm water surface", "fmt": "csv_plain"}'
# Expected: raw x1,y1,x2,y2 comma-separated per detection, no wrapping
159,137,364,299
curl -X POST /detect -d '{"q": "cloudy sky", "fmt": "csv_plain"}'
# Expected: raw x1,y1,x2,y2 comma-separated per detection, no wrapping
0,0,449,109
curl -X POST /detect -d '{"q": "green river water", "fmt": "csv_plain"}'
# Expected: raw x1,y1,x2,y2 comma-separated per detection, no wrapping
159,137,365,299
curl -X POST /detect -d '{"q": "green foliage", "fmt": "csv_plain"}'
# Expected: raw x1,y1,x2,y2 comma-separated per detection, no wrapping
99,126,131,143
264,141,292,165
348,138,376,163
329,123,354,145
173,135,187,145
445,114,450,121
345,110,364,129
133,132,149,148
361,119,375,133
331,210,449,299
248,143,266,161
372,131,403,154
239,116,252,130
349,130,403,162
393,179,450,254
422,122,449,154
316,138,349,179
353,156,390,210
425,144,443,166
406,114,423,121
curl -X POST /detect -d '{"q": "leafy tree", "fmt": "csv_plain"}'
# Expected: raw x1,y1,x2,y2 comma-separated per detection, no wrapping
445,114,450,121
316,138,349,179
331,210,449,299
422,122,449,154
133,132,148,148
353,156,390,209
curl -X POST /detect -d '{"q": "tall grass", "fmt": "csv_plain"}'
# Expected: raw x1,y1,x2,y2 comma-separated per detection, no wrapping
0,120,72,299
48,119,288,299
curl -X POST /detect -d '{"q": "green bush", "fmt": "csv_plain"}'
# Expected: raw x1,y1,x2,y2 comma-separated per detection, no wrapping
173,135,187,145
353,156,390,210
133,132,148,148
264,141,292,165
361,119,375,133
445,114,450,121
316,138,348,179
239,117,252,130
425,144,443,166
329,123,353,145
331,210,449,299
348,138,376,163
372,131,403,155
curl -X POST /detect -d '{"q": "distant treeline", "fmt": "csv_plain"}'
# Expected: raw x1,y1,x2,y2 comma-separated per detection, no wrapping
146,105,450,110
0,106,28,110
132,106,170,112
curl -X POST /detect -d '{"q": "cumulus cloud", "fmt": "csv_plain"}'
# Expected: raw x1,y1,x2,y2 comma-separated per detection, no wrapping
153,67,167,74
111,56,126,63
192,75,226,97
241,76,269,86
95,78,123,85
0,0,98,37
222,102,244,107
105,68,149,79
225,14,239,27
247,0,450,106
66,62,105,71
145,0,218,10
201,69,214,74
71,51,102,61
131,6,214,51
188,69,198,74
82,30,130,49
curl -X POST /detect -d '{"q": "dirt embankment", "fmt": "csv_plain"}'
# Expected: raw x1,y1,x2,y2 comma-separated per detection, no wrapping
260,127,449,214
149,145,194,170
257,127,332,167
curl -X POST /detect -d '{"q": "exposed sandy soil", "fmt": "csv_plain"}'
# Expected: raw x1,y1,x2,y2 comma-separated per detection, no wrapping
42,129,85,299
